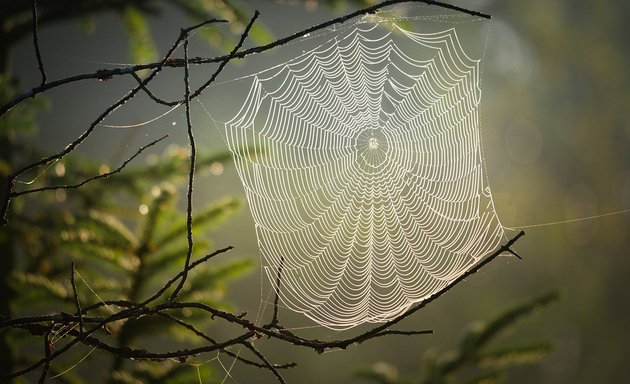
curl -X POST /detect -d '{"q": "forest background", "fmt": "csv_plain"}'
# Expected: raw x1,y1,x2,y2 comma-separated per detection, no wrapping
1,0,629,383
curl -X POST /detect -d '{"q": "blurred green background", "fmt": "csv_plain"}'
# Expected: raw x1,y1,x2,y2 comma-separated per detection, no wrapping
3,0,629,383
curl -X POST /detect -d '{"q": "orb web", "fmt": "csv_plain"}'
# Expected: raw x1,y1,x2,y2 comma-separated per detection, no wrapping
222,12,505,329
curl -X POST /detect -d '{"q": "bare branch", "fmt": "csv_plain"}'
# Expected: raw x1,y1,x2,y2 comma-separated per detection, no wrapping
189,11,260,101
141,246,233,307
0,304,295,371
1,314,105,329
31,0,47,87
370,330,433,339
0,18,225,225
243,342,287,384
169,11,258,301
0,1,489,118
169,32,196,302
70,260,84,334
37,326,52,384
6,310,140,378
9,134,168,198
191,0,490,67
131,72,179,106
13,321,255,362
156,312,295,370
264,256,285,330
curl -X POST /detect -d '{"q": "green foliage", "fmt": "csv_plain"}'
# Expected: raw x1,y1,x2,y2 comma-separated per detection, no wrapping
0,77,44,136
172,0,274,49
113,360,215,384
4,142,250,382
0,76,48,174
355,361,403,384
355,292,559,384
120,5,159,66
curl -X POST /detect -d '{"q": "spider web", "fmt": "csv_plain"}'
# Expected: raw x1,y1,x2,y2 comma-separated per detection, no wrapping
217,10,504,330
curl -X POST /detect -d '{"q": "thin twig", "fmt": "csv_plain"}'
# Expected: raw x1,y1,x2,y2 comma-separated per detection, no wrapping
37,326,52,383
242,342,287,384
14,321,254,362
189,11,260,101
170,12,258,301
9,134,168,198
182,18,225,34
131,72,178,106
31,0,46,87
191,0,490,67
6,310,140,378
141,246,233,307
0,306,295,371
169,33,196,302
1,314,105,329
265,256,284,329
70,260,84,334
506,247,523,260
370,329,433,339
156,312,294,370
